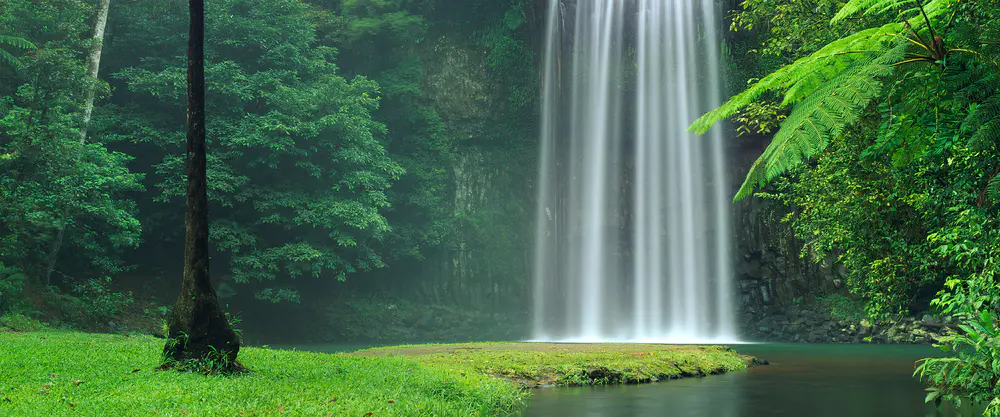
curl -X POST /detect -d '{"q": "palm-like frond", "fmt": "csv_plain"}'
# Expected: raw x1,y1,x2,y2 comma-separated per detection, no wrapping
690,0,963,201
831,0,958,24
690,23,901,135
734,42,908,200
0,35,36,69
989,173,1000,203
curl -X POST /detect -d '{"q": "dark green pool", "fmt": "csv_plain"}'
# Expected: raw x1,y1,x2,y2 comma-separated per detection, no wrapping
521,344,974,417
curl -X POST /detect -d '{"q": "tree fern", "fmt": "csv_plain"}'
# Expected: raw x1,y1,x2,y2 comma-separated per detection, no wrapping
690,0,963,201
832,0,959,25
0,35,35,69
734,42,908,200
691,23,902,135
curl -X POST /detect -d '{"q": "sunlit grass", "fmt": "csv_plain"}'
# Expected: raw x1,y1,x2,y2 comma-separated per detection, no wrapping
0,332,752,416
356,342,751,387
0,331,526,416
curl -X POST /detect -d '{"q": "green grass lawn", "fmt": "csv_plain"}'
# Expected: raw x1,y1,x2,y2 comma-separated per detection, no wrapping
0,331,525,417
0,331,751,416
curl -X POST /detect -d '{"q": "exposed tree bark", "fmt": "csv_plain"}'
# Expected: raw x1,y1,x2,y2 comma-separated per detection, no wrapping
42,0,111,286
162,0,241,369
79,0,110,142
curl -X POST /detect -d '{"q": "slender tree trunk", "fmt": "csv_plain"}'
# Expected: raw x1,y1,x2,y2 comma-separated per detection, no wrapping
42,221,65,286
79,0,110,142
42,0,111,286
163,0,241,368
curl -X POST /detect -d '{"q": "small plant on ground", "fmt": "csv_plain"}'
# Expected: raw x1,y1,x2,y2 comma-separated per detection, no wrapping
159,311,247,375
159,344,247,375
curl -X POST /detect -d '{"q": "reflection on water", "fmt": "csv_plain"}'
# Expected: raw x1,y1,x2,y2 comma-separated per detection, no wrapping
523,344,974,417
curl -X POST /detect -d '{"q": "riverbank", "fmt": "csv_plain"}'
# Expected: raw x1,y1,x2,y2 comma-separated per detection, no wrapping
355,342,753,387
0,331,751,416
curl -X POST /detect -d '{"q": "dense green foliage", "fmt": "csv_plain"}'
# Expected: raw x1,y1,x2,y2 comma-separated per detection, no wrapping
717,0,1000,413
0,0,536,331
0,0,142,321
109,0,404,303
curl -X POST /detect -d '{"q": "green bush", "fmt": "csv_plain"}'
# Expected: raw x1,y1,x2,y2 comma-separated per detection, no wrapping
45,277,133,327
0,313,48,332
0,264,26,315
813,294,867,322
917,267,1000,416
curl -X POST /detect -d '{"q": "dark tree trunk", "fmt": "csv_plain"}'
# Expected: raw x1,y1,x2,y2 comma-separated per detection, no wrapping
162,0,240,368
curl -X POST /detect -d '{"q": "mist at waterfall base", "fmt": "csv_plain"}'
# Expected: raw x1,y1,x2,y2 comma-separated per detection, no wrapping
532,0,736,344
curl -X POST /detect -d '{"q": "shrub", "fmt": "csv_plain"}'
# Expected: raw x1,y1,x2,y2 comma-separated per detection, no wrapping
916,268,1000,416
0,313,48,332
45,277,134,328
813,294,866,322
0,264,26,315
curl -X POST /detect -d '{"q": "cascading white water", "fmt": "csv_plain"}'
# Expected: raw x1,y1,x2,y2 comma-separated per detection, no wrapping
533,0,736,343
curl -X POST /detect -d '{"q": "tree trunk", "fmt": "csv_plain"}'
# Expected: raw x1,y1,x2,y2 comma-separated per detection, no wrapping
163,0,241,369
42,221,65,287
42,0,111,286
79,0,110,142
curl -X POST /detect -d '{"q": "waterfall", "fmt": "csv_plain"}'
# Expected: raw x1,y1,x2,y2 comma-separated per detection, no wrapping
533,0,736,343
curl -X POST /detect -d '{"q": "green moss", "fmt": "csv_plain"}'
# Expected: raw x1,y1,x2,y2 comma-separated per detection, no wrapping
0,331,525,416
355,342,751,387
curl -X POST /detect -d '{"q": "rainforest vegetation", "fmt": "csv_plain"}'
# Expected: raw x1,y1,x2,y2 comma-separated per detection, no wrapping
705,0,1000,413
2,0,1000,415
0,0,537,341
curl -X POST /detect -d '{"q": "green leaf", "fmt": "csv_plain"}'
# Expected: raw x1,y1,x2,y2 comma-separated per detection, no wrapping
924,388,940,404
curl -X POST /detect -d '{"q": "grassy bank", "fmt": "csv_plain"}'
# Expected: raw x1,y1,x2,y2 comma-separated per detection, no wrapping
0,331,524,416
0,331,751,416
355,343,752,387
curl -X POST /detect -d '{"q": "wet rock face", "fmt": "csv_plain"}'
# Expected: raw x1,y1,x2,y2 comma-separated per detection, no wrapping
728,187,947,344
727,138,859,342
743,307,952,344
732,196,847,315
726,135,838,317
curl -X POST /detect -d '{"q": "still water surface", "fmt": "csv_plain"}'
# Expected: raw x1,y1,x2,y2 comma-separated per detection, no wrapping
522,344,972,417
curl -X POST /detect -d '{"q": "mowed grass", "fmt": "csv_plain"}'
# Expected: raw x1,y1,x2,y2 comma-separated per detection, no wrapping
355,342,751,387
0,331,526,417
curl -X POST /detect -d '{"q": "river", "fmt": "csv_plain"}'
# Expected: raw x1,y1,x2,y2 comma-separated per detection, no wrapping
522,343,973,417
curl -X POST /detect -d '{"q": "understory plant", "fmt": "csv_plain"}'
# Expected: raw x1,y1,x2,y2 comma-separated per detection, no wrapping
916,266,1000,416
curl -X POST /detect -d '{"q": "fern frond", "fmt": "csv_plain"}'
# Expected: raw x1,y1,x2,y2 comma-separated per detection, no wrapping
0,35,35,51
690,24,901,134
832,0,912,23
832,0,961,25
0,35,35,69
734,43,908,201
988,173,1000,203
692,0,965,135
0,50,18,69
959,87,1000,150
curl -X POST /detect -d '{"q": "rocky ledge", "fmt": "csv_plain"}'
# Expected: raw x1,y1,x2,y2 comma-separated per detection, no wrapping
745,307,953,344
